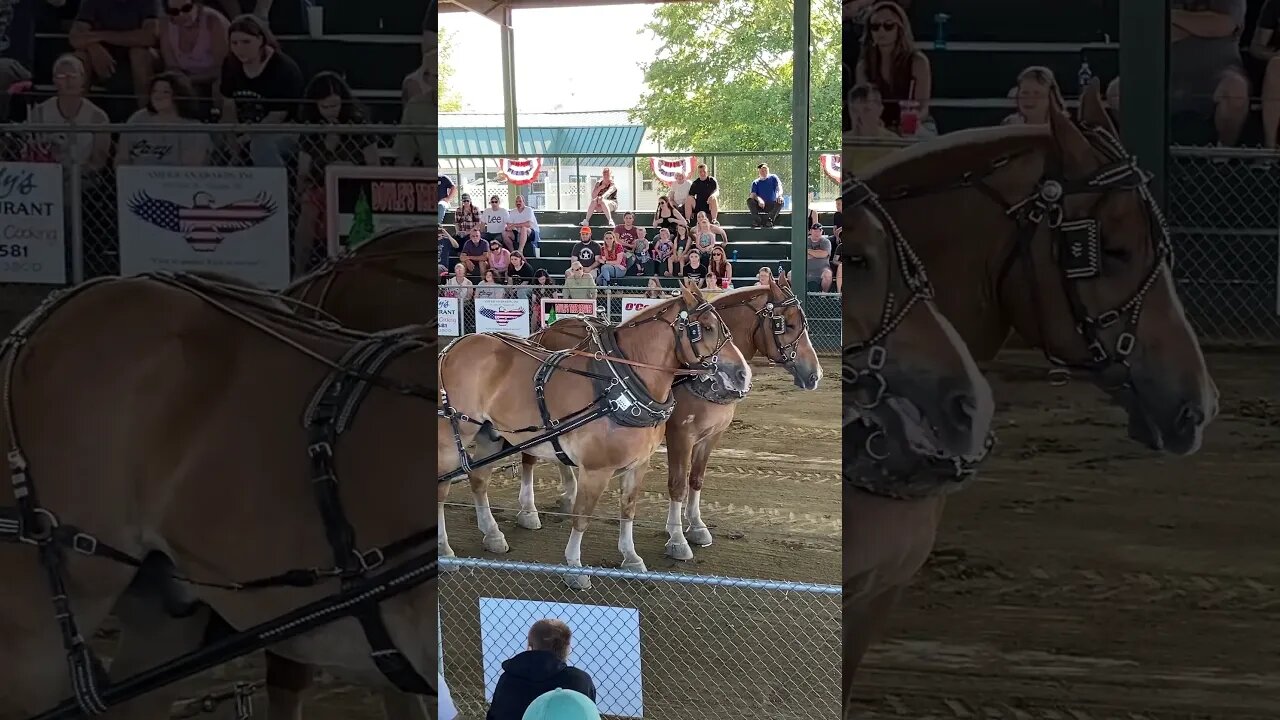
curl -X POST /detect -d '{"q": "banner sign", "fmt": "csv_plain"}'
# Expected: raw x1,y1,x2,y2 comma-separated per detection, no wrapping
325,166,437,256
540,297,599,328
438,296,461,336
619,296,664,322
118,166,289,288
0,163,66,284
819,153,841,183
497,158,542,185
475,297,531,337
650,156,696,185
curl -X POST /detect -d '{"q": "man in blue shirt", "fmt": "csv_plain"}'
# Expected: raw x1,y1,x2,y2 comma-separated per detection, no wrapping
747,163,783,228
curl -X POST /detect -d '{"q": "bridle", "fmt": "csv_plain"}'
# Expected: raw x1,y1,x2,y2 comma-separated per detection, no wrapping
754,284,810,373
649,298,736,387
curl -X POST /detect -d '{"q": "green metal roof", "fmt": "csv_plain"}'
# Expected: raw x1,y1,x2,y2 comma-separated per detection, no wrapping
438,126,645,166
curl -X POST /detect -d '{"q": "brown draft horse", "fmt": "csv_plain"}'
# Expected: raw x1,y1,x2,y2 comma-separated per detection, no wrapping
438,282,752,590
0,273,437,719
504,276,824,565
844,81,1219,712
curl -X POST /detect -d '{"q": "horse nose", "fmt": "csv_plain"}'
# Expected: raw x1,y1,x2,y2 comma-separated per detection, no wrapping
734,366,750,388
1174,403,1205,438
946,390,980,433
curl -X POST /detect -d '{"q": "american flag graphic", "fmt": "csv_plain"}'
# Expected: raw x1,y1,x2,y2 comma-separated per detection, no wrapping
479,307,525,326
128,190,277,252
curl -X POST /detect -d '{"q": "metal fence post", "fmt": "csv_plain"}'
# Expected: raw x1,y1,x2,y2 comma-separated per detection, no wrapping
69,164,84,285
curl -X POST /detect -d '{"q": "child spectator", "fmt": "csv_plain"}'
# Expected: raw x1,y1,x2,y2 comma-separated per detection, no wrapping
475,269,505,299
644,277,663,298
845,84,900,171
507,252,535,292
682,249,708,283
597,230,627,286
1002,66,1064,126
460,227,489,275
653,227,675,276
631,231,651,276
856,1,933,136
69,0,160,115
671,224,692,273
481,195,512,250
117,71,210,166
688,163,719,222
159,0,227,114
747,163,783,228
507,194,540,256
689,212,728,255
703,271,722,296
219,13,303,167
755,266,773,286
652,195,687,236
532,268,554,326
580,168,618,227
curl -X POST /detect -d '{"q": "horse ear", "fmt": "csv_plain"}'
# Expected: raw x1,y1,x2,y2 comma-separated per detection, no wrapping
1049,105,1098,175
1079,76,1116,134
679,279,697,305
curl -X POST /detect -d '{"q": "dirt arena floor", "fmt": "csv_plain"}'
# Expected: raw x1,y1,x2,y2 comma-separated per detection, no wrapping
851,348,1280,720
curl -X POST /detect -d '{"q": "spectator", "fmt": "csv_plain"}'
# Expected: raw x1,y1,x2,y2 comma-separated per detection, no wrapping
1253,0,1280,151
69,0,160,114
454,193,482,236
507,251,535,294
460,227,489,275
159,0,227,114
690,212,728,255
666,169,693,220
703,271,722,296
856,1,934,136
653,226,675,276
438,173,456,224
521,689,600,720
644,277,663,298
572,226,602,280
481,194,512,250
747,163,783,228
563,260,596,300
487,239,511,281
507,194,540,256
613,210,645,268
755,266,772,286
652,195,687,236
438,226,459,272
630,230,651,276
117,71,210,166
1002,66,1064,126
597,230,627,286
294,71,379,272
688,162,719,222
475,268,505,299
845,84,900,172
2,0,64,73
1171,0,1247,147
532,268,554,326
219,13,303,167
682,249,708,283
706,245,732,289
580,167,618,227
806,222,833,292
671,224,693,272
392,89,432,167
833,196,842,242
24,54,110,169
444,262,473,302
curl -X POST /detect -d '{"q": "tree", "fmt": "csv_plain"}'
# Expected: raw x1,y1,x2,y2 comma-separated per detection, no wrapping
631,0,840,153
439,27,463,112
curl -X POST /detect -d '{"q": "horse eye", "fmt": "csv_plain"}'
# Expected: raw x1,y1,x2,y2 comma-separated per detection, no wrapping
846,255,868,268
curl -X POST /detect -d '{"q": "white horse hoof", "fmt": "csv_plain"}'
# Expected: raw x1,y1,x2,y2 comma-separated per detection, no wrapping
482,534,510,554
563,572,592,590
440,545,458,571
621,559,647,573
686,527,714,547
516,511,542,530
665,540,694,561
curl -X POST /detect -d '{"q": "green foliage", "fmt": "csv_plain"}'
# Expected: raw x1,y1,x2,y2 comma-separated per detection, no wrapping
439,27,463,112
631,0,840,153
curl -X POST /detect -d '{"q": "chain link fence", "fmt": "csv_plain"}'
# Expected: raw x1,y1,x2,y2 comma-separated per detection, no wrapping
439,557,839,720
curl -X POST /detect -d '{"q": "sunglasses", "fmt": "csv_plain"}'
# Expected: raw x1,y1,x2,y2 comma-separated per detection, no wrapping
870,22,897,31
166,2,194,15
490,200,500,204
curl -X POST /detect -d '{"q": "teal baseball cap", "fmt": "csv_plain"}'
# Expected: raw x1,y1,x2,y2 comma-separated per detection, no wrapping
521,689,601,720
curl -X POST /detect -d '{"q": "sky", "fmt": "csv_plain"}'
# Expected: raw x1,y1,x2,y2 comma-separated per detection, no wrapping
441,5,663,116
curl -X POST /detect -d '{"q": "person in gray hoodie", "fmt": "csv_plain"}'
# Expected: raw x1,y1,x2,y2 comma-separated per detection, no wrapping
486,619,596,720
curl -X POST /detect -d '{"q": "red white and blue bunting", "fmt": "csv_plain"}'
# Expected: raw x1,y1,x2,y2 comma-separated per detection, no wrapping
497,157,542,185
650,156,696,185
819,154,841,183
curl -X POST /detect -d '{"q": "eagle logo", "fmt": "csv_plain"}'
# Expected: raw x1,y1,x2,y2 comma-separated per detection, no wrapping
128,190,277,252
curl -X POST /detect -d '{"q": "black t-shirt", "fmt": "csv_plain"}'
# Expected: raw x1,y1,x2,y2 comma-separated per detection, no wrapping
689,176,717,205
221,50,305,123
1258,0,1280,49
833,210,842,234
508,262,535,284
574,240,601,267
683,263,708,281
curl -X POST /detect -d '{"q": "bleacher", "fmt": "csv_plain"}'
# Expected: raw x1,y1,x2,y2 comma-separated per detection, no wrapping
446,209,798,287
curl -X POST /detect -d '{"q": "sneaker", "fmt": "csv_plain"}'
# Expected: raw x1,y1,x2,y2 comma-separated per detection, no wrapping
580,219,589,226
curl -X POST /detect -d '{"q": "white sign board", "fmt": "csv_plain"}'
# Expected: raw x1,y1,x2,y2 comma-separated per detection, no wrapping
438,296,461,336
619,296,664,323
0,163,66,284
478,597,643,718
117,166,291,289
474,297,531,337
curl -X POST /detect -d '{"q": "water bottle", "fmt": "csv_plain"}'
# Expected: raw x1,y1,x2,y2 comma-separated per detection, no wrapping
933,13,950,50
731,249,739,262
1077,52,1093,96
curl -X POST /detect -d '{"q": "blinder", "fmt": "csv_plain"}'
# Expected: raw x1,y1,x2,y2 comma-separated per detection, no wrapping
1058,219,1101,280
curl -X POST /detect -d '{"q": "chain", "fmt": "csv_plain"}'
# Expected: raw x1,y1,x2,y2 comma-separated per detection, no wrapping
170,682,261,720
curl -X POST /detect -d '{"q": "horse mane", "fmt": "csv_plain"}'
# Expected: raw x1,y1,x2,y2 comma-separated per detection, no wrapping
861,123,1052,194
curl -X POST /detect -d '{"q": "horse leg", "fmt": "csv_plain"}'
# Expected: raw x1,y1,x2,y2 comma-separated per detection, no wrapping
563,467,611,590
684,430,721,547
469,435,509,554
263,652,312,720
664,427,695,561
438,479,456,563
558,464,578,515
844,586,903,716
516,453,542,530
617,459,650,572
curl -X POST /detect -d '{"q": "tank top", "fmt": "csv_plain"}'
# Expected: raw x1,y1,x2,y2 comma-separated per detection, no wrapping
165,8,219,79
696,229,716,252
871,51,918,131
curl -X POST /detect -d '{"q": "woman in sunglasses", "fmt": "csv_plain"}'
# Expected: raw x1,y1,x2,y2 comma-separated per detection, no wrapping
706,246,733,290
855,1,933,136
159,0,229,113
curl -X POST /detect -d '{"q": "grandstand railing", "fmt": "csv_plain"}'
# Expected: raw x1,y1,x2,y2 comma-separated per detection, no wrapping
438,151,842,214
438,556,839,720
438,283,842,354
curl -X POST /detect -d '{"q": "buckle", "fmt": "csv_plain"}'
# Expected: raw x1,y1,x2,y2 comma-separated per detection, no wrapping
1115,332,1136,357
71,533,98,556
358,547,385,572
867,346,887,371
307,442,333,458
1088,341,1107,363
1096,310,1120,328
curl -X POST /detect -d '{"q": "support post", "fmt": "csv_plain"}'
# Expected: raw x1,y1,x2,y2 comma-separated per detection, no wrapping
500,6,520,207
1119,0,1168,208
791,0,811,306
